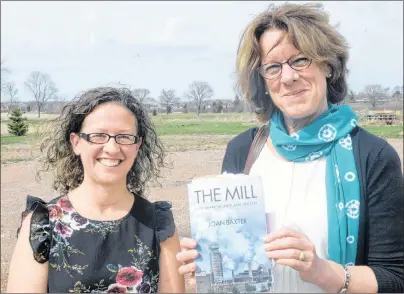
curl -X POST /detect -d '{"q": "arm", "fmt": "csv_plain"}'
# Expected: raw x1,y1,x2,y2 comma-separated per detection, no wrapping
266,143,403,293
158,229,185,293
321,143,404,292
7,212,48,293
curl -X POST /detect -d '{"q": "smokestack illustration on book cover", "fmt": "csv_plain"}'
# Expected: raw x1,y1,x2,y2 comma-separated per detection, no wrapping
188,174,274,293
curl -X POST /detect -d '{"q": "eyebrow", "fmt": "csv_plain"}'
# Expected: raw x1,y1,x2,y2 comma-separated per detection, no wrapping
86,129,136,134
263,51,302,65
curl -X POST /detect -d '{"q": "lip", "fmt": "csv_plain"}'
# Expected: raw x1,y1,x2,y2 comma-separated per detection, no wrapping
97,158,123,167
97,158,124,161
282,89,308,97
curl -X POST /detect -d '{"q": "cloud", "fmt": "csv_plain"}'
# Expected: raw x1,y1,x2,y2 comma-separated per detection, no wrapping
1,1,402,101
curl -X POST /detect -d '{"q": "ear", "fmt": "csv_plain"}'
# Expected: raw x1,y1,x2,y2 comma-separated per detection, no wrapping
136,137,143,151
70,132,81,156
326,65,332,78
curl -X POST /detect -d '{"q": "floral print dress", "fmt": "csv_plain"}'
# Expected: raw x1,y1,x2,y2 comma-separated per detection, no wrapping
19,194,175,293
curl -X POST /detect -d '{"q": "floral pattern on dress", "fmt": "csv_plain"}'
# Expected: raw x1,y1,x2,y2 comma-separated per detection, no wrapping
23,194,173,293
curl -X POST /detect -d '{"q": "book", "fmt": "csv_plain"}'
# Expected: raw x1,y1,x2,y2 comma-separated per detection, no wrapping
187,173,273,293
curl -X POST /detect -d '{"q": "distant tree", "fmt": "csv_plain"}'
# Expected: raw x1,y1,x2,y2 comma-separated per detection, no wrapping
391,85,403,95
182,103,188,113
233,94,244,112
213,100,224,113
132,88,151,104
158,89,180,114
362,84,390,108
25,71,59,117
347,89,356,103
7,108,29,136
1,59,11,92
3,81,19,113
184,81,214,116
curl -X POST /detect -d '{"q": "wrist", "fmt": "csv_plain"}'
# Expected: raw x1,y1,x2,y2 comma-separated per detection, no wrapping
316,260,346,293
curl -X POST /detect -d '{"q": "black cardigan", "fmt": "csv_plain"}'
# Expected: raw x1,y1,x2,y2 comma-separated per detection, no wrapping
221,126,404,293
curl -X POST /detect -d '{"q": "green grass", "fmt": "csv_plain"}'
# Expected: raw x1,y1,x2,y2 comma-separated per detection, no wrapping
1,134,37,145
361,125,403,139
155,121,257,135
1,113,402,147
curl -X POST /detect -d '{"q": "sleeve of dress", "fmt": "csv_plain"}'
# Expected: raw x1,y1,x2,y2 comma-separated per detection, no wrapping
17,195,51,264
154,201,176,243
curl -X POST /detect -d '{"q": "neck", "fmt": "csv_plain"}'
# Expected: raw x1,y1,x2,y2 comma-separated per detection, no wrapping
75,177,133,211
283,103,328,134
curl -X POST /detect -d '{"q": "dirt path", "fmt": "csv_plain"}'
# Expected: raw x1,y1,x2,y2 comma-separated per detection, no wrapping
1,139,402,292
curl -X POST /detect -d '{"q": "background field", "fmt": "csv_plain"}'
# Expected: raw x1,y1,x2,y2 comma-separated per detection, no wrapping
1,112,403,292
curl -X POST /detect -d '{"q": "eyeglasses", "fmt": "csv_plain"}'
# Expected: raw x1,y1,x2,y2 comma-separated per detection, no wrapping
77,132,140,145
258,55,312,80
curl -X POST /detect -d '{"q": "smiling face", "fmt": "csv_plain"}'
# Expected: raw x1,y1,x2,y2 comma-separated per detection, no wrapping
70,102,142,188
260,29,330,120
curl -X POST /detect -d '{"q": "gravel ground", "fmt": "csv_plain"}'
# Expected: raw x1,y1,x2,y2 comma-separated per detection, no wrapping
1,139,402,292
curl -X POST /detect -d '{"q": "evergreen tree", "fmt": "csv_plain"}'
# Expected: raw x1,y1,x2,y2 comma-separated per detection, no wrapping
7,108,29,136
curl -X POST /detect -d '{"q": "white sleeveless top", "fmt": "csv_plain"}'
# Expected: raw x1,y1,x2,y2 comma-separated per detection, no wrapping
250,143,328,293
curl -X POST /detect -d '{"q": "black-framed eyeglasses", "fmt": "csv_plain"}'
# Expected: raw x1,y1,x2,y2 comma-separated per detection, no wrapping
258,55,312,80
77,132,140,145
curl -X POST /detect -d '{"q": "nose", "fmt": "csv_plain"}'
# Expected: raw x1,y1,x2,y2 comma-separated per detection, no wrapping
103,137,121,154
280,64,299,85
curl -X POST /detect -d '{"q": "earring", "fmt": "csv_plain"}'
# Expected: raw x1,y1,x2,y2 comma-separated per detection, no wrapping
265,91,269,95
327,73,332,78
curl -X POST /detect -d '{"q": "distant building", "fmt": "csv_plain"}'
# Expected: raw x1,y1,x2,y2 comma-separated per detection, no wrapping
209,243,224,283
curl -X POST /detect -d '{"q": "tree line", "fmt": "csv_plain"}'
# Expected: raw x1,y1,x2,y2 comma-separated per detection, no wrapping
1,59,402,117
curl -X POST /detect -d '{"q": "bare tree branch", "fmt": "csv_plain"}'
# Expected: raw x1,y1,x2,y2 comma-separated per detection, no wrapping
25,71,59,117
132,88,151,104
184,81,214,116
158,89,180,114
362,84,389,108
3,81,19,113
1,60,11,92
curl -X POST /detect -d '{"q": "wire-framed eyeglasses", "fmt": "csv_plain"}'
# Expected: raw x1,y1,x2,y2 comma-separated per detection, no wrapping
77,132,140,145
258,55,312,80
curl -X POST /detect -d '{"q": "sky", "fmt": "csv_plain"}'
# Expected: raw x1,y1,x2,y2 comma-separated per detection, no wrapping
1,1,403,102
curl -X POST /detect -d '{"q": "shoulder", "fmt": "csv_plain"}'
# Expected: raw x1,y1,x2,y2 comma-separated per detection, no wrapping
18,195,52,263
131,196,175,243
226,127,259,152
352,126,401,170
222,127,259,173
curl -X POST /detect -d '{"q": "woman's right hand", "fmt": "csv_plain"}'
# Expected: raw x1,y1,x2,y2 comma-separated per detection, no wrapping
176,237,199,285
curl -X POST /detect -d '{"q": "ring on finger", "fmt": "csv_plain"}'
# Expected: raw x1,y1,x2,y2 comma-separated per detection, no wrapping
298,251,306,261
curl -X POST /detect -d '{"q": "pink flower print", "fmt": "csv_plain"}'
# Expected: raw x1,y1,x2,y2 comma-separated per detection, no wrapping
115,266,143,287
48,205,63,220
107,283,127,293
55,221,73,238
70,212,89,230
57,196,74,212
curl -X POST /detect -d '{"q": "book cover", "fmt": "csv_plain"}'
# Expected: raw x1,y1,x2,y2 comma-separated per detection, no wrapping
187,174,273,293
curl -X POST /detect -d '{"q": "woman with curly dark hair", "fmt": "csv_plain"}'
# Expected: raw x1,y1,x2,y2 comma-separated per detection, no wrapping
7,87,185,293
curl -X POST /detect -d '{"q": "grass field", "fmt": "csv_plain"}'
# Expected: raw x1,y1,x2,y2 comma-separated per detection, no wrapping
1,112,403,146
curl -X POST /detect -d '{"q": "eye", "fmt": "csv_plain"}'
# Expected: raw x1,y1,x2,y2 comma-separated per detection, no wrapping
117,134,136,144
291,57,311,68
91,133,108,138
264,64,281,74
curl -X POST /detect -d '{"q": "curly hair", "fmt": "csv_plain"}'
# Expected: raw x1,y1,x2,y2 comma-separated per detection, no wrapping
36,87,166,197
236,2,350,122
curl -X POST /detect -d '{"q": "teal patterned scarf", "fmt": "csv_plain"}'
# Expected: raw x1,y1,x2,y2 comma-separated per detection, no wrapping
270,103,360,266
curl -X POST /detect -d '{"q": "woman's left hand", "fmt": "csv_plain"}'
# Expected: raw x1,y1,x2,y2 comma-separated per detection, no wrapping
264,227,326,286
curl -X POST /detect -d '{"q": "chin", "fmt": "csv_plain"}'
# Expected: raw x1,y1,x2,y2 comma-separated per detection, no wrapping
93,174,127,186
282,106,315,120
